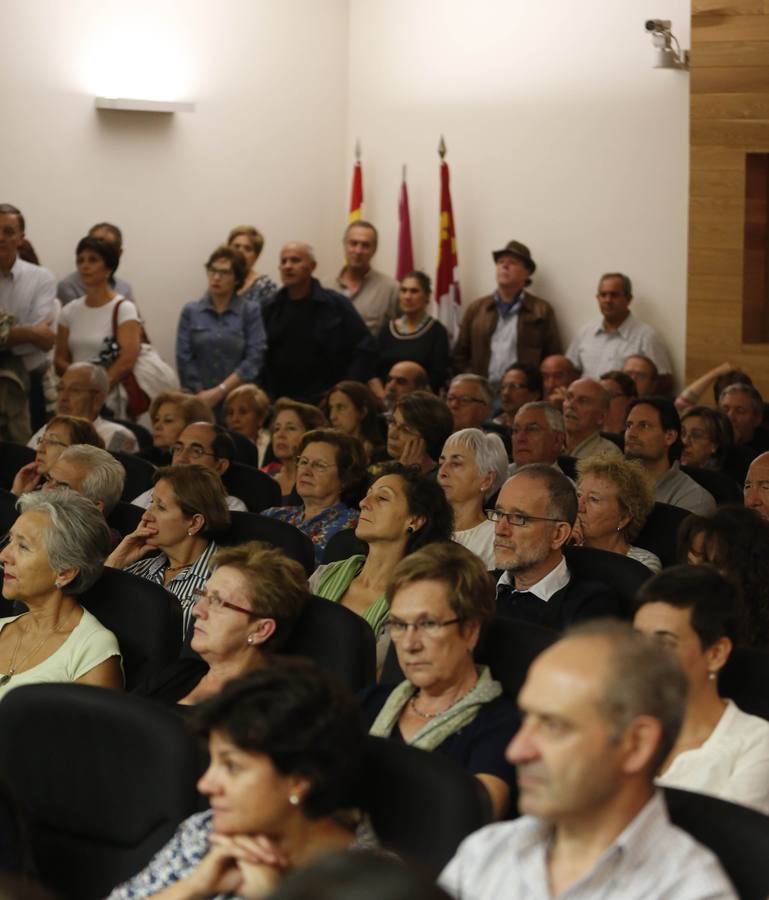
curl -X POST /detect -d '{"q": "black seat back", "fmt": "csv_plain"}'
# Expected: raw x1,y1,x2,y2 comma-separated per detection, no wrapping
719,647,769,721
112,451,156,502
564,545,652,618
222,462,281,512
634,502,691,567
106,500,144,537
225,430,259,467
0,442,35,491
219,511,315,575
681,464,742,505
322,527,367,564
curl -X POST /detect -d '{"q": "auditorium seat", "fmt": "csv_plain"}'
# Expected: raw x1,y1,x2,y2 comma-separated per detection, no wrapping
222,461,281,512
219,511,315,575
0,487,18,537
225,429,259,468
0,442,35,492
0,683,201,900
322,527,366,564
106,500,144,536
564,545,652,618
114,419,153,454
634,502,691,567
719,647,769,721
112,451,156,502
681,464,742,505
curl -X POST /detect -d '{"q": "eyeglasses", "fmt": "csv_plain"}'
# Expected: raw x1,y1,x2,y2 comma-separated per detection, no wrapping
206,265,234,277
171,442,216,461
388,419,418,437
485,508,563,527
446,395,486,406
381,617,463,639
36,435,69,450
681,428,710,442
295,456,336,472
192,588,253,617
510,424,547,436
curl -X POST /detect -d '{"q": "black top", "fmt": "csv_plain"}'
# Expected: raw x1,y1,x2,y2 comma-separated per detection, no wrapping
494,573,620,631
375,317,451,393
131,658,208,705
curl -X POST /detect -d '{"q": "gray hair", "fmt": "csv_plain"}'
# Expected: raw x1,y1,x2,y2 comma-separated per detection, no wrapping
68,361,109,396
58,444,125,514
598,272,633,297
562,619,687,773
17,489,110,594
450,373,493,406
443,428,509,499
720,382,763,415
517,401,565,433
509,463,578,525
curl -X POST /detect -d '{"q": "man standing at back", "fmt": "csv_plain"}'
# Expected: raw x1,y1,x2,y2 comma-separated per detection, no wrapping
453,240,561,393
333,221,398,336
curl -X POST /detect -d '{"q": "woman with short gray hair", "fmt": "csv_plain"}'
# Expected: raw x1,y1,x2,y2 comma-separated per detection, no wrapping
0,489,122,698
438,428,509,569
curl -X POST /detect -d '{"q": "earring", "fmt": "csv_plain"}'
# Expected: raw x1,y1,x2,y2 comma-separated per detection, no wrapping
289,794,300,806
54,580,63,588
708,671,717,681
247,635,255,646
187,529,194,536
406,526,414,534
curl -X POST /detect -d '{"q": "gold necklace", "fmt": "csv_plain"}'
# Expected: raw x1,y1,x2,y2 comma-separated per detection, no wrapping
0,607,78,687
409,679,478,720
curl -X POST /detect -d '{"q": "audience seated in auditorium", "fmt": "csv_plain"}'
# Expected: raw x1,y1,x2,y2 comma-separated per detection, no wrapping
635,565,769,814
261,241,375,405
382,360,431,412
562,377,621,459
57,221,134,305
108,660,366,899
108,465,230,639
11,414,103,496
438,428,509,570
624,397,716,516
439,620,736,899
573,455,661,572
333,220,399,337
262,397,327,502
321,380,384,463
383,391,453,476
132,422,246,511
41,444,125,515
310,463,453,635
599,369,637,435
719,383,769,455
148,390,213,466
176,244,267,419
0,489,122,697
622,353,660,398
492,363,543,429
223,383,271,466
262,430,366,565
678,505,769,649
135,542,308,706
490,465,618,628
227,224,277,307
509,402,566,473
566,272,672,387
744,451,769,522
680,406,733,472
453,240,561,393
372,271,450,396
539,354,578,410
0,203,56,444
28,362,138,453
363,542,518,820
54,235,142,421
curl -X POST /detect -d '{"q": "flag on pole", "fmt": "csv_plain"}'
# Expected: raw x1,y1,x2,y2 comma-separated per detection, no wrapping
348,140,363,223
395,165,414,280
435,136,461,342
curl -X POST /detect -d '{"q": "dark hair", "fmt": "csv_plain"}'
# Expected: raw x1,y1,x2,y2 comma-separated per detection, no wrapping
75,236,120,277
598,272,633,297
636,563,743,649
206,245,248,292
89,222,123,249
400,270,431,295
297,429,368,507
680,406,734,469
626,396,682,461
393,392,453,463
210,425,236,462
0,203,25,233
18,238,39,264
677,505,769,647
344,220,378,250
600,370,637,398
503,362,543,396
153,464,231,538
513,463,578,526
192,659,365,819
371,462,454,553
714,369,753,406
322,381,383,447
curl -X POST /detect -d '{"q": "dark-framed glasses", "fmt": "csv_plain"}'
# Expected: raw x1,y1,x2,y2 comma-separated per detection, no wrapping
485,508,563,528
171,442,216,461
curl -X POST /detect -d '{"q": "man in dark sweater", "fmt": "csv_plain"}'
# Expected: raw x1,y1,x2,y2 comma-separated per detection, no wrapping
490,464,619,629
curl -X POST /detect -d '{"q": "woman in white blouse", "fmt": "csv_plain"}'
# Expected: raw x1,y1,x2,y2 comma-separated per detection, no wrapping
438,429,509,570
634,564,769,814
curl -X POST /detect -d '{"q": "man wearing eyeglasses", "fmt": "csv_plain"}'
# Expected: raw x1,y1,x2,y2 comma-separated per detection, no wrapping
509,402,566,474
130,422,247,512
489,465,618,630
26,362,138,453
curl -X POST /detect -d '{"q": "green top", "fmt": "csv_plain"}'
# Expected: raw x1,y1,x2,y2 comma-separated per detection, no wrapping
313,554,390,633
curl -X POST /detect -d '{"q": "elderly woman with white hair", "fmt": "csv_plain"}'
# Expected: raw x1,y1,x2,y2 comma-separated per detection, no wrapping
438,428,509,569
0,489,123,698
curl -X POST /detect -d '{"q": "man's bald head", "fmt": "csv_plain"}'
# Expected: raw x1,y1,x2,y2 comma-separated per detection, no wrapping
279,242,317,296
384,361,430,409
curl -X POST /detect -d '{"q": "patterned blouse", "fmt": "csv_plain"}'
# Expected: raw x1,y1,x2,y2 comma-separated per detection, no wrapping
239,273,277,307
260,503,358,565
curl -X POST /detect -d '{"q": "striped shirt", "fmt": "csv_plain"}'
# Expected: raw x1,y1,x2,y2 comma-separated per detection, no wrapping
125,541,218,636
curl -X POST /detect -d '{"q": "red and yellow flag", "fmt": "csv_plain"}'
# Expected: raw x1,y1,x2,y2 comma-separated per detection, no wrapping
435,148,461,342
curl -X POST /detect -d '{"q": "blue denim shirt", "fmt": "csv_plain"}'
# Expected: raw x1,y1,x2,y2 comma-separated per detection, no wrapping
175,293,266,392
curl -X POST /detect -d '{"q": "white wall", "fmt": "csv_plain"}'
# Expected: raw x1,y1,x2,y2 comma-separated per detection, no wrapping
1,0,690,380
346,0,691,382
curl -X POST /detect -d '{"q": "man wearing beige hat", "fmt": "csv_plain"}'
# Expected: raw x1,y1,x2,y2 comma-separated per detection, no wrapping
453,240,561,393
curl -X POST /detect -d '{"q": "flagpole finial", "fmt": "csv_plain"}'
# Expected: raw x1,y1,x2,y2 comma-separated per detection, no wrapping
438,135,447,159
354,139,362,161
402,164,407,181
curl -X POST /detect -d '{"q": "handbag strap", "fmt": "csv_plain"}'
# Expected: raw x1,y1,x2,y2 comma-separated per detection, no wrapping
112,298,150,343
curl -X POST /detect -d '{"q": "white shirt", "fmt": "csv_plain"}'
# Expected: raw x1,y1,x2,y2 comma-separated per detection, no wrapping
0,256,57,371
453,519,496,570
566,312,672,380
656,699,769,815
58,295,139,364
496,556,571,602
132,487,247,513
439,791,736,900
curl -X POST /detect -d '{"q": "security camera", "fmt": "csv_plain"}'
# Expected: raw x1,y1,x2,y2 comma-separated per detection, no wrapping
645,19,671,32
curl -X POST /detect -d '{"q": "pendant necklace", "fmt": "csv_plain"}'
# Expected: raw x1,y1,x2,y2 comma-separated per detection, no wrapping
0,607,77,687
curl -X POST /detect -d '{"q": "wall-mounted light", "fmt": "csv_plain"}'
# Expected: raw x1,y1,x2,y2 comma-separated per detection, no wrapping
644,19,689,70
95,97,195,113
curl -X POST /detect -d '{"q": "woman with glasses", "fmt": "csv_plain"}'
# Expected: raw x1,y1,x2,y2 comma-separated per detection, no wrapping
310,463,453,636
679,406,735,473
11,415,103,497
262,398,328,503
383,392,454,476
438,429,509,569
176,245,267,418
106,465,230,638
135,542,310,706
362,541,518,819
262,430,367,565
